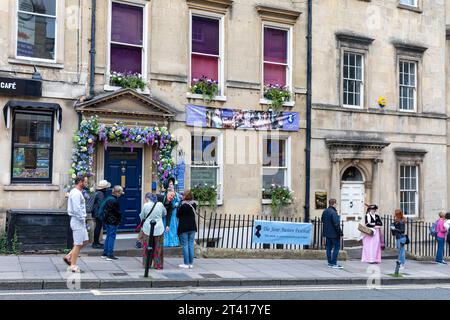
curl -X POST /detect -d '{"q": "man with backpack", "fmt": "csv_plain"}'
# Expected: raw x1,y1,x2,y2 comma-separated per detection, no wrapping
101,185,124,261
89,180,111,249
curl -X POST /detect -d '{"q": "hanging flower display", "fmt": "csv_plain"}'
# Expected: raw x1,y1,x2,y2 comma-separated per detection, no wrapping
69,116,178,188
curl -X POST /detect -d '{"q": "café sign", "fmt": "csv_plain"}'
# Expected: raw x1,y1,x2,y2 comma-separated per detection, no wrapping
0,77,42,97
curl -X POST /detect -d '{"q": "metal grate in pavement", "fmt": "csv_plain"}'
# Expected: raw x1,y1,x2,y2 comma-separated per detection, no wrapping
199,273,222,279
111,272,128,276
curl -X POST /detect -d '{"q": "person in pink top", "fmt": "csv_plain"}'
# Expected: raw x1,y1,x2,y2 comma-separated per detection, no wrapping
435,212,447,265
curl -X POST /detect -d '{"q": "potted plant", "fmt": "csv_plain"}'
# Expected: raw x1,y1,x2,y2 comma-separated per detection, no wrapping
263,84,291,114
110,71,147,91
262,184,294,217
190,76,219,102
191,183,218,208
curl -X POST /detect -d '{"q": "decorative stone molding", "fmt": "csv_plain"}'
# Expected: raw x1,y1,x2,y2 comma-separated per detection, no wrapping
326,138,390,161
336,32,375,50
256,5,302,25
186,0,233,14
392,40,427,58
394,148,427,163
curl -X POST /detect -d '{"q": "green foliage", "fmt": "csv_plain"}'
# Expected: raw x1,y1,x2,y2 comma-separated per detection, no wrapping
190,76,219,102
264,85,291,114
110,72,147,90
0,230,19,255
191,184,218,208
262,185,294,217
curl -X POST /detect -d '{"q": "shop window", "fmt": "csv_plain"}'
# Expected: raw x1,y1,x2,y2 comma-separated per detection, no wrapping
190,14,223,93
110,1,144,74
262,138,290,189
12,111,53,183
190,135,222,201
17,0,57,61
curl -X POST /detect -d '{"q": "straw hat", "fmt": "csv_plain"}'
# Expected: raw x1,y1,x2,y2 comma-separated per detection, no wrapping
96,180,111,190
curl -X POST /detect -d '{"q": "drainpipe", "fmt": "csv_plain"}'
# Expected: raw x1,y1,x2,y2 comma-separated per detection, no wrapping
304,0,312,222
89,0,97,97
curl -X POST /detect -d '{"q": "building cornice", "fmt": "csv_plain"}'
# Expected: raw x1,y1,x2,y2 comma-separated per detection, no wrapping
335,32,375,46
186,0,233,14
256,5,302,25
392,40,428,54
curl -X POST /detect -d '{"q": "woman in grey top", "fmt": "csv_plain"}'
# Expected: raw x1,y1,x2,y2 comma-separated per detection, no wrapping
139,193,167,269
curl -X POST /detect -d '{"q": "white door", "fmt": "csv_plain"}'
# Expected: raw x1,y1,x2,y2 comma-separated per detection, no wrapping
341,183,365,239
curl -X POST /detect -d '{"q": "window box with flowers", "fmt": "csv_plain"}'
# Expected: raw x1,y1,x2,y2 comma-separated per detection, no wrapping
187,76,226,102
262,185,294,217
105,72,149,94
260,85,294,113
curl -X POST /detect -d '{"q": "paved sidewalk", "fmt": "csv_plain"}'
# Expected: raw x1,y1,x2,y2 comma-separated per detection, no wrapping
1,255,450,290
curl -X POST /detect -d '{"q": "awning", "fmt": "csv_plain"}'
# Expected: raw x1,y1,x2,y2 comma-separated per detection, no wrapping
3,101,62,131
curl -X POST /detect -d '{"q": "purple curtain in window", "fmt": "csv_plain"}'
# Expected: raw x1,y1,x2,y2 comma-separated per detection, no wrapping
191,54,218,82
192,16,219,55
111,2,143,45
264,27,287,64
264,63,286,86
111,44,142,74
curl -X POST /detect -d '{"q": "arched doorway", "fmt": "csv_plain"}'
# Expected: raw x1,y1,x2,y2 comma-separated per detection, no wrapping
340,166,365,239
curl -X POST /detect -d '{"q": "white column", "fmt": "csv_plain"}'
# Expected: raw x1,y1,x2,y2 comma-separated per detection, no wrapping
371,159,382,206
330,158,342,206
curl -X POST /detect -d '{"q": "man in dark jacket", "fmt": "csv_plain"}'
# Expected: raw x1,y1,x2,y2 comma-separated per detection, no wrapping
322,199,343,269
91,180,111,249
101,186,124,261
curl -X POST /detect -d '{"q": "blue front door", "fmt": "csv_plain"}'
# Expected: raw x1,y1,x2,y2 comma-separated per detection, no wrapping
105,147,142,231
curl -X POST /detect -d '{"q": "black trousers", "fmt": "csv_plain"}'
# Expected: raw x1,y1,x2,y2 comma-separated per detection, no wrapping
93,217,103,245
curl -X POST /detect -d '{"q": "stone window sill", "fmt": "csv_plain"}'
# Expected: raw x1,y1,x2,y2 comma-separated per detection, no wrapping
260,99,295,108
397,4,422,13
104,85,150,95
4,184,60,191
186,92,227,102
8,58,64,69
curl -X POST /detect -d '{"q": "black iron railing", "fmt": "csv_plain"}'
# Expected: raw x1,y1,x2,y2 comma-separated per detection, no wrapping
195,212,344,250
381,215,448,258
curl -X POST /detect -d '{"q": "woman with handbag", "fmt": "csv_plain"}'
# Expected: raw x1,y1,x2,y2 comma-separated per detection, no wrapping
139,193,167,269
361,204,383,264
390,209,407,269
176,190,198,269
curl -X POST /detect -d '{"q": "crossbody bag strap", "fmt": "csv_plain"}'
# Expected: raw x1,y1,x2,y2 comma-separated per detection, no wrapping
142,202,157,223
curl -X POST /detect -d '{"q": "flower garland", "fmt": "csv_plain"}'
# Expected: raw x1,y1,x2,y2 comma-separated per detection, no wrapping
69,116,177,188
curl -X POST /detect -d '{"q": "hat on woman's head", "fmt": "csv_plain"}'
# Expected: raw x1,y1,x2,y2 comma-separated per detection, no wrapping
366,204,378,213
96,180,111,190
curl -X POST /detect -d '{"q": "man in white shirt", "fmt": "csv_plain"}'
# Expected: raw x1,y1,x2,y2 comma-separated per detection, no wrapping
64,176,90,273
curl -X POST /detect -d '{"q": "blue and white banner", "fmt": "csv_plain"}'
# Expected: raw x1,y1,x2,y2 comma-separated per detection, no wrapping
252,220,313,245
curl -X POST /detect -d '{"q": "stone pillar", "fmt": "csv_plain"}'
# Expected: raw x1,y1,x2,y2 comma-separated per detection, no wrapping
330,158,342,208
371,159,382,206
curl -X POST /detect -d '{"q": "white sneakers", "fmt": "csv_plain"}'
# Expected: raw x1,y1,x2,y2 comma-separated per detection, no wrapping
178,264,194,269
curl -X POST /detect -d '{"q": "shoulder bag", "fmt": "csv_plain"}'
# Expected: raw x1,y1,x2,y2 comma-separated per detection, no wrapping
358,223,374,236
135,202,157,233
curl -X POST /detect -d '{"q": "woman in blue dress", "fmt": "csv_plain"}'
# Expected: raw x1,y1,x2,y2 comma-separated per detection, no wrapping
161,178,181,247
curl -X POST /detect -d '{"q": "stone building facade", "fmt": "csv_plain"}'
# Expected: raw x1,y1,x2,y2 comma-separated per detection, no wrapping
0,0,308,234
311,0,448,238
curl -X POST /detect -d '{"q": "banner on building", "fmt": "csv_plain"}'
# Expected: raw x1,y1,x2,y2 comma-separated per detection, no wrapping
186,104,299,131
252,220,313,245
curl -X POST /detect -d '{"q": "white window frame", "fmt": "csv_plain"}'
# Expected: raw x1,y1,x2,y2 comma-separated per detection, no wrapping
342,51,364,109
260,22,294,106
261,136,292,203
105,0,149,92
399,164,419,217
398,59,417,113
187,11,225,100
189,132,224,205
15,0,58,63
399,0,418,7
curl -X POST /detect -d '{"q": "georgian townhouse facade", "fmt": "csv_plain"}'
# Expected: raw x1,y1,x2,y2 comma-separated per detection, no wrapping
312,0,448,238
0,0,308,234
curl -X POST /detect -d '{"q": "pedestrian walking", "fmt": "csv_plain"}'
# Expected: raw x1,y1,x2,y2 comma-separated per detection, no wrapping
101,185,124,261
390,209,407,269
177,190,198,269
361,204,383,264
64,176,90,273
321,199,343,269
91,180,111,249
435,212,447,265
139,193,167,269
